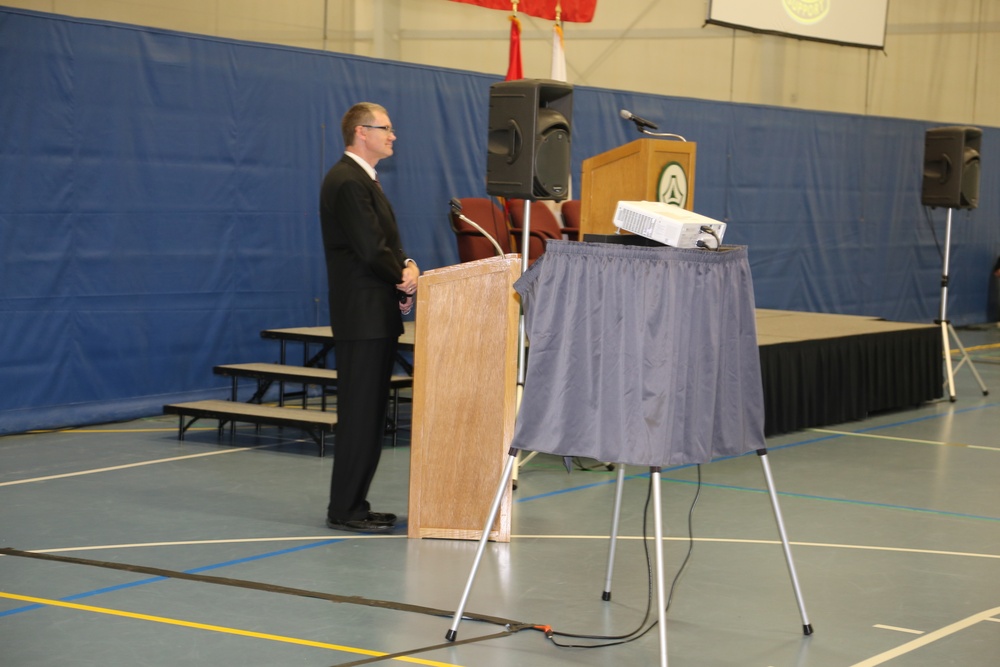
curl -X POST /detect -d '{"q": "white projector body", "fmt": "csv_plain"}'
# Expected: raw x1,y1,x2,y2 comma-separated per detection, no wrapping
612,200,727,248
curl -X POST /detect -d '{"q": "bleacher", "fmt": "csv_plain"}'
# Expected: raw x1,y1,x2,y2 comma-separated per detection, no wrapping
162,325,414,456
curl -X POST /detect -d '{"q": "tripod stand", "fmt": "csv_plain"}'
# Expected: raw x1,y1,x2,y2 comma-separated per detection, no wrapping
445,449,812,667
937,207,989,401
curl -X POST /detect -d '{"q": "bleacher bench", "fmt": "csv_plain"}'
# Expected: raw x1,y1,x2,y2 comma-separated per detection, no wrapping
162,364,413,454
213,363,412,447
162,399,338,456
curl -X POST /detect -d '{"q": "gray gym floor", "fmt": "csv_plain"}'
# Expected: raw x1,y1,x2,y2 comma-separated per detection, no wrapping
2,327,999,666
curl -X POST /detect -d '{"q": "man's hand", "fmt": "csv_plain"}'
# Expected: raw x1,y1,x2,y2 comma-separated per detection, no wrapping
397,262,419,296
399,295,414,316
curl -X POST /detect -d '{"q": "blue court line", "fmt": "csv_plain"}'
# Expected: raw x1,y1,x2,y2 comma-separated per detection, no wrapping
516,467,1000,523
0,538,347,618
657,477,1000,523
856,400,1000,433
517,401,1000,515
744,400,1000,456
6,401,997,619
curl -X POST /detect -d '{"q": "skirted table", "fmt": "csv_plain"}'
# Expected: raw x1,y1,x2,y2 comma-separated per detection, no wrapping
445,241,813,666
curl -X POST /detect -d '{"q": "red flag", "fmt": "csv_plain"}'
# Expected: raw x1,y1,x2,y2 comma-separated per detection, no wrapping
506,15,523,80
449,0,597,23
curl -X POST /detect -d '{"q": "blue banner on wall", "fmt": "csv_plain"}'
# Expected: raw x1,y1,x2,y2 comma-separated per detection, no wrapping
1,8,997,434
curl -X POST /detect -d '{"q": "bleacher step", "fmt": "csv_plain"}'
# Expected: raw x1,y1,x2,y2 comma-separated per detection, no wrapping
162,399,337,456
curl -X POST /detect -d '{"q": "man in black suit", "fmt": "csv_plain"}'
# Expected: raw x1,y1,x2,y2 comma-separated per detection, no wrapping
319,102,418,533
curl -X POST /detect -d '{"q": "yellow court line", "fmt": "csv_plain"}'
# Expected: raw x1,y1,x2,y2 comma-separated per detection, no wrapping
850,606,1000,666
27,535,404,553
510,536,1000,560
958,342,1000,353
31,422,310,435
27,427,214,434
0,591,464,667
0,446,269,487
17,535,1000,561
872,624,924,635
808,428,1000,451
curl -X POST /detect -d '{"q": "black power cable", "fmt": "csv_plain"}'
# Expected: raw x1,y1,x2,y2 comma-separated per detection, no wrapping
545,464,703,649
3,466,705,659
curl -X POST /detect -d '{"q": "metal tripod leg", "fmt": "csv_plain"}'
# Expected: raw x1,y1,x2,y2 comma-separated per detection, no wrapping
941,319,957,401
937,207,989,401
650,466,670,667
946,321,989,397
603,465,668,665
940,207,957,401
513,199,532,484
602,464,627,600
446,448,518,642
757,449,813,635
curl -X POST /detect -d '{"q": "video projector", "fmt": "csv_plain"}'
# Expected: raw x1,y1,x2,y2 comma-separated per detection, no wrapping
612,200,727,249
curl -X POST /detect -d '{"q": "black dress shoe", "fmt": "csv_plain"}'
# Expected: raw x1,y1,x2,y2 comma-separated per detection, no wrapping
326,517,393,533
367,511,397,525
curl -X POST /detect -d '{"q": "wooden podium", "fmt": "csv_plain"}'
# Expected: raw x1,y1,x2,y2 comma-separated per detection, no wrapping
579,138,697,237
407,255,521,542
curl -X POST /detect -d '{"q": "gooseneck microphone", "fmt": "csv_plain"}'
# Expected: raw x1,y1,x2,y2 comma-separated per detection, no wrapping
619,109,659,131
449,198,505,258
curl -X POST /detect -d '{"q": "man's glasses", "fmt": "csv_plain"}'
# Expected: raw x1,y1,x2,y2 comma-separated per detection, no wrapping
360,124,396,135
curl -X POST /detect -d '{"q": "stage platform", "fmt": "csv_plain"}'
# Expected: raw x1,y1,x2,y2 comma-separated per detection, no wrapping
250,311,941,439
755,309,943,435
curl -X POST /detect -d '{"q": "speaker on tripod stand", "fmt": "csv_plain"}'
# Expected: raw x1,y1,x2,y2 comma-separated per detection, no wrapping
486,79,573,201
920,125,988,400
922,126,982,209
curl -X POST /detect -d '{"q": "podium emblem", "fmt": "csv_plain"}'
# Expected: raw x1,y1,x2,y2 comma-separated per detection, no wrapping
657,161,688,208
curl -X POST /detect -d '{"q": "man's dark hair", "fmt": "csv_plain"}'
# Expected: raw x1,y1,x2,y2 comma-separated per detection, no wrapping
341,102,386,147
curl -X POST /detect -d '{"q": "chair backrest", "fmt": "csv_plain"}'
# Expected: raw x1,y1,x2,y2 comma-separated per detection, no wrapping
560,200,581,241
507,199,565,262
449,197,512,262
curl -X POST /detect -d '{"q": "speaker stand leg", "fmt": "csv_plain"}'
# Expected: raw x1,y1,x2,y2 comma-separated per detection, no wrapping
946,322,989,396
939,207,957,401
937,208,989,400
514,199,532,481
940,319,957,402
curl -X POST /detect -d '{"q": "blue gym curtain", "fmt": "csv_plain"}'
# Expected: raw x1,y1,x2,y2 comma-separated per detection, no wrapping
1,8,997,434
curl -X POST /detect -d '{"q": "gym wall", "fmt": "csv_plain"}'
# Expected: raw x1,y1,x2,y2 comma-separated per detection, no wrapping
1,7,997,434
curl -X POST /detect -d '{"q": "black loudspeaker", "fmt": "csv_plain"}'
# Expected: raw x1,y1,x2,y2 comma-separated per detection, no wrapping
921,126,982,209
486,79,573,200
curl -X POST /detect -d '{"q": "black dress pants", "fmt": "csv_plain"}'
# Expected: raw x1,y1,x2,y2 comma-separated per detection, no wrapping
327,336,398,522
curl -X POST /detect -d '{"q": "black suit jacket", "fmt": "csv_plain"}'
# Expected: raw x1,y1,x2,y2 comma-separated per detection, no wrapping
319,155,407,341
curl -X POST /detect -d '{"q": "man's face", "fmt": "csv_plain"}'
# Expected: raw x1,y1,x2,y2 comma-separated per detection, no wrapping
360,110,395,162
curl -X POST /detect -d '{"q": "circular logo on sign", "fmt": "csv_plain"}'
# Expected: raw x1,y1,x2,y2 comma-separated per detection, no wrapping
657,161,688,208
782,0,830,25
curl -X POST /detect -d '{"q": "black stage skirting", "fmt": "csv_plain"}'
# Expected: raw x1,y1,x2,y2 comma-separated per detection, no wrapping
756,309,943,436
261,311,943,438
